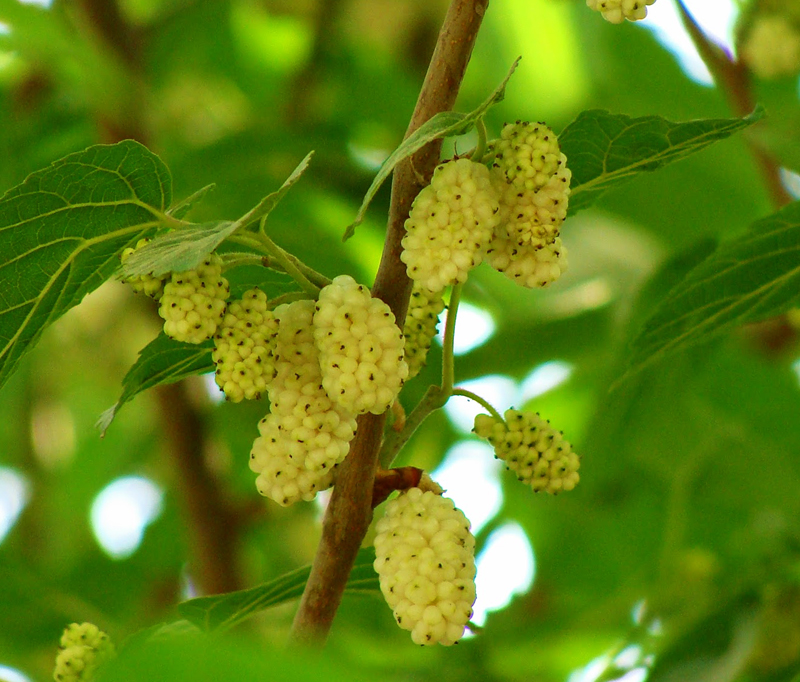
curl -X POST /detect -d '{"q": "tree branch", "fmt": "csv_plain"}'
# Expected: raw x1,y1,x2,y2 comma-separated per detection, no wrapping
155,381,244,595
289,0,490,645
676,0,793,209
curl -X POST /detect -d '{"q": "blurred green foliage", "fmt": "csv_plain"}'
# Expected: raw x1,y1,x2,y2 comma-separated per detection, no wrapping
1,0,799,681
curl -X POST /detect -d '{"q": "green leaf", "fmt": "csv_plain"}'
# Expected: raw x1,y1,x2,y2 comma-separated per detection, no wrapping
97,334,214,436
623,200,800,382
0,140,171,392
178,547,380,632
122,152,313,278
562,106,765,214
167,183,216,220
343,57,521,241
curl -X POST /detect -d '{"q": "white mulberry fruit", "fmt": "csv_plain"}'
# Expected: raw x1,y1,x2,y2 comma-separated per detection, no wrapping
485,231,568,288
158,254,229,344
212,288,278,402
489,121,562,192
313,275,408,415
373,487,476,646
401,158,500,292
741,14,800,79
493,155,571,248
586,0,656,23
119,238,166,299
249,299,357,506
474,409,580,494
54,623,115,682
403,283,446,379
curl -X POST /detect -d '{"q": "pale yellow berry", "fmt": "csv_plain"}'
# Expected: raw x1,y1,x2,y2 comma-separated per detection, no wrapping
374,487,476,646
401,159,500,292
314,275,408,415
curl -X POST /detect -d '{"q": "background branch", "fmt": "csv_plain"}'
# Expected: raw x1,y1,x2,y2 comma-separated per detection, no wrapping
676,0,793,208
289,0,491,645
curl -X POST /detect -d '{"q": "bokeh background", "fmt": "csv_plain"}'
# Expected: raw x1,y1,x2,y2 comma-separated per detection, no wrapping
1,0,800,680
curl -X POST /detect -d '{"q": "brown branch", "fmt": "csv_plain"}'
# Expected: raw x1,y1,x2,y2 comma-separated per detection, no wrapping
676,0,793,209
155,381,243,595
289,0,490,646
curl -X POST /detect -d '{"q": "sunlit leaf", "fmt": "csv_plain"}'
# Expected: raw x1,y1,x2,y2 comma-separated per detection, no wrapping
344,58,520,240
122,152,313,278
178,547,380,632
563,107,764,214
97,334,214,436
622,200,800,382
0,140,171,392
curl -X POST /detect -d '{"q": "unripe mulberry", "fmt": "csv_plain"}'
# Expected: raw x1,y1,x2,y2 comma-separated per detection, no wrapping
373,487,476,646
119,238,166,299
493,156,571,248
54,623,115,682
586,0,656,23
313,275,408,415
741,14,800,79
212,288,278,402
474,409,580,494
403,284,446,379
489,121,562,192
249,299,357,506
159,254,229,344
485,231,568,289
401,159,500,292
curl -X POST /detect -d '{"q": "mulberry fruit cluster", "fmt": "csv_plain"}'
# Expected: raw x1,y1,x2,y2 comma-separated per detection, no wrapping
159,254,230,344
119,238,166,299
741,14,800,79
212,288,278,402
486,122,571,288
373,487,476,646
313,275,408,415
474,409,580,494
249,299,357,506
54,623,115,682
586,0,656,23
403,283,446,379
401,158,500,292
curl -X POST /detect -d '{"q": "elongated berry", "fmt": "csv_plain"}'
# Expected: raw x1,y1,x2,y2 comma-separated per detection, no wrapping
403,284,446,379
401,159,500,292
119,238,166,299
159,254,229,344
212,288,278,402
373,487,476,646
249,299,357,506
586,0,656,23
474,409,580,494
313,275,408,415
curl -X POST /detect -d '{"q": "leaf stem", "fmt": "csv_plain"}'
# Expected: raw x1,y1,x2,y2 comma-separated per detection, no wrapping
252,228,321,297
289,0,490,646
471,118,488,162
451,388,503,421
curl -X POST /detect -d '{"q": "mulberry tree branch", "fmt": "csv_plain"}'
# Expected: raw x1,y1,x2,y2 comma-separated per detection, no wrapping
289,0,491,646
676,0,793,208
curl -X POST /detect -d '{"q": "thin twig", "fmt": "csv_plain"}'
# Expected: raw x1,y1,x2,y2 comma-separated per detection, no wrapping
676,0,793,208
289,0,490,645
